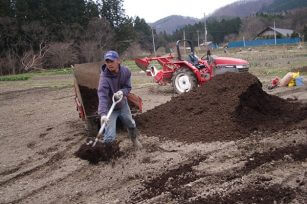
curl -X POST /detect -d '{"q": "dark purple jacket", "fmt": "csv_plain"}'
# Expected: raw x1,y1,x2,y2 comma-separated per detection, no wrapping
97,64,132,116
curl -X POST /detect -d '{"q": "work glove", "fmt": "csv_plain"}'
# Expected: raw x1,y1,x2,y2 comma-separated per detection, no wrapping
100,115,109,124
114,90,123,100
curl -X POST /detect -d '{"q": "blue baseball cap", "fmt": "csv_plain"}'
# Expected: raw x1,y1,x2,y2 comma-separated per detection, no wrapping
104,50,119,61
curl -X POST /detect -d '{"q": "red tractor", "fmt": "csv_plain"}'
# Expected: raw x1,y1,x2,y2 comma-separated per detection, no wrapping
135,40,249,94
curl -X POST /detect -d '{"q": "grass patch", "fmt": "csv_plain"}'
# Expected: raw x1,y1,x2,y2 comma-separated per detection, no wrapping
257,68,291,77
123,60,140,72
0,68,73,82
30,68,73,76
0,75,31,81
40,68,73,75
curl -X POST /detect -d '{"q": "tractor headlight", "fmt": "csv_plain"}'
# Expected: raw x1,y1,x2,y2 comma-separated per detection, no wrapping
235,64,249,73
236,64,249,69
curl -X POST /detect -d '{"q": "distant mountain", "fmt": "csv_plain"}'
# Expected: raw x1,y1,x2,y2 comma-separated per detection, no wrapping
150,15,199,34
261,0,307,12
212,0,307,17
151,0,307,34
211,0,274,17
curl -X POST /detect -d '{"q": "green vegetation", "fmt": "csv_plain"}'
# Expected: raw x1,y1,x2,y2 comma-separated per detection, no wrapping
0,68,73,81
0,75,31,81
36,68,73,76
170,18,242,45
123,60,141,72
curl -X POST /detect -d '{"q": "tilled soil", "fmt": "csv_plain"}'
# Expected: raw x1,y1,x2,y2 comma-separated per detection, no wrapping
0,73,307,204
136,72,307,143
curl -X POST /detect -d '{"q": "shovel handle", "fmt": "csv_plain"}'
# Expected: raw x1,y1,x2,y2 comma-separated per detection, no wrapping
96,94,123,140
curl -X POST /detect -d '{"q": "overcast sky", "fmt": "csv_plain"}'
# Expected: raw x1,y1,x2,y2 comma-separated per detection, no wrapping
124,0,239,23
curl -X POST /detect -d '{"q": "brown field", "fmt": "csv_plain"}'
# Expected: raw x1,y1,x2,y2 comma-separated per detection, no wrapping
0,45,307,203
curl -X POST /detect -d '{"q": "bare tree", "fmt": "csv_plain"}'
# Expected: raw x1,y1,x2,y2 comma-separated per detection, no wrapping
21,42,49,71
46,42,78,68
240,16,267,40
6,50,20,74
79,41,101,62
121,42,148,59
79,18,114,63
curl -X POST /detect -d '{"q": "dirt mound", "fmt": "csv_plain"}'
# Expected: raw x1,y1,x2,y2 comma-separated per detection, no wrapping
75,140,121,164
136,72,307,143
293,66,307,73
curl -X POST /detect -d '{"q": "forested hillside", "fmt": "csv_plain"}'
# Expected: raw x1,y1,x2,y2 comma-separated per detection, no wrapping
212,0,307,17
212,0,273,17
261,0,307,12
170,18,242,45
240,7,307,40
166,7,307,47
1,0,307,76
0,0,153,75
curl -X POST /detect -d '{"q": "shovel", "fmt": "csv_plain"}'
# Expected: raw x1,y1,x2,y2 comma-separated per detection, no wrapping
88,93,123,147
75,93,123,164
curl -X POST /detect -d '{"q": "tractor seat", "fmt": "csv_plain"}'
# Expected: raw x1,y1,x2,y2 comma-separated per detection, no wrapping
188,54,199,65
188,54,206,69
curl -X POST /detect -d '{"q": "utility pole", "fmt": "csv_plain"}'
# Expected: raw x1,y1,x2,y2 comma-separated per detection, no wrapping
151,27,156,56
204,13,207,47
274,20,277,45
183,30,186,55
197,30,200,48
243,36,246,47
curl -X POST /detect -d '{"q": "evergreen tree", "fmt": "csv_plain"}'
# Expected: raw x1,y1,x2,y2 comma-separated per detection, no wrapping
99,0,125,27
113,17,135,53
0,0,13,17
85,0,100,20
134,16,152,51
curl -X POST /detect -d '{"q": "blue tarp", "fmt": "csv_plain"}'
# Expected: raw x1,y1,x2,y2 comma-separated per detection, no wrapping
228,38,301,48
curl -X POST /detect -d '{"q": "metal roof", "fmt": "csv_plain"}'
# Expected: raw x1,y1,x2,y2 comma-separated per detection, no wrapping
257,27,294,37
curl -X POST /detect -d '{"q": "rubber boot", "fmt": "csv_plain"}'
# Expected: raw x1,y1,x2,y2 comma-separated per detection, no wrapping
128,128,142,149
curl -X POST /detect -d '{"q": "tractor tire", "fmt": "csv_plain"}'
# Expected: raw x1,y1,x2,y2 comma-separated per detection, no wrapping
172,68,197,94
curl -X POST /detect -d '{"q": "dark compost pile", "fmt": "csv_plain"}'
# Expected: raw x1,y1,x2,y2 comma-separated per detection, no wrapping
136,72,307,143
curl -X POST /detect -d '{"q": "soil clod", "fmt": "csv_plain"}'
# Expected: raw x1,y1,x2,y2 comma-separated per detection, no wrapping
75,139,121,164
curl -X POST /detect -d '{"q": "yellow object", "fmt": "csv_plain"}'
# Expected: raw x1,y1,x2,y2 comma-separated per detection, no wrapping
293,72,300,78
288,79,295,87
288,72,300,87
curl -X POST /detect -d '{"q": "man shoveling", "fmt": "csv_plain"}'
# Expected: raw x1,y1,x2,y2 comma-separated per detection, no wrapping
98,50,142,149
